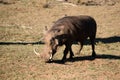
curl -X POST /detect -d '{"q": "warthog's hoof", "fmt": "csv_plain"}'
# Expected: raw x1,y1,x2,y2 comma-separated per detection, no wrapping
92,52,96,57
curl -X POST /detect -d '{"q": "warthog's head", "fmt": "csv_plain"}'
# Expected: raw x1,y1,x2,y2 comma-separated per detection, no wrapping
41,25,66,61
34,31,59,61
34,25,65,62
43,32,59,61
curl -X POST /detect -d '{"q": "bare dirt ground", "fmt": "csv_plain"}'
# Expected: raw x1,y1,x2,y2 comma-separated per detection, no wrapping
0,0,120,80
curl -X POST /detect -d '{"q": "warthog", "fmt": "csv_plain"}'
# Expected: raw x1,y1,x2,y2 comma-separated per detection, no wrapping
34,15,97,63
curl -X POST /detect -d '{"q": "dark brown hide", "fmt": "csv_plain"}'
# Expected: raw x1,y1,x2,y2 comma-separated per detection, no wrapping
44,15,97,62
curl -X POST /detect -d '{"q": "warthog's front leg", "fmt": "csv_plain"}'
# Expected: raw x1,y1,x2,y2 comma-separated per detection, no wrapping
62,43,74,63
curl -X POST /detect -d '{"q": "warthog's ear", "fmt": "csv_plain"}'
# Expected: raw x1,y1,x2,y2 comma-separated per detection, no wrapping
45,26,48,31
43,26,48,35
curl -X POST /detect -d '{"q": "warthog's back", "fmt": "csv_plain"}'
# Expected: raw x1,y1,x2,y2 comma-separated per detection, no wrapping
50,15,97,41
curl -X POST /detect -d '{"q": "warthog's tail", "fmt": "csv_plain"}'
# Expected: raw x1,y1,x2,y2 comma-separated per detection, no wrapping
34,48,40,57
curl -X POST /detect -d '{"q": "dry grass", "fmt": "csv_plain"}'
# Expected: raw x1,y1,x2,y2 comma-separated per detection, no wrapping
0,0,120,80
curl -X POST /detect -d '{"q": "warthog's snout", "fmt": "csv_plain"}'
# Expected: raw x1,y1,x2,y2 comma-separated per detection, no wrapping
34,48,53,62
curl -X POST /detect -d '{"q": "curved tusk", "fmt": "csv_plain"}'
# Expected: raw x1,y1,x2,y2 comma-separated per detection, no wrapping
34,48,40,57
49,54,52,60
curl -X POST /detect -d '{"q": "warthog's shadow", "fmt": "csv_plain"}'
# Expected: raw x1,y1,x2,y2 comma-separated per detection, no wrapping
0,36,119,64
50,54,120,64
